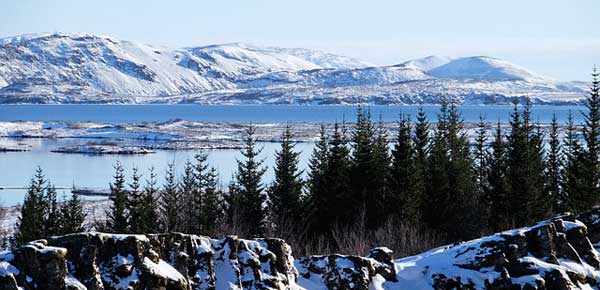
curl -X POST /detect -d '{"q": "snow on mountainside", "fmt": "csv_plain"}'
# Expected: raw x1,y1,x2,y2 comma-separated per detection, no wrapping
399,55,453,71
0,33,588,105
263,46,374,69
429,56,554,83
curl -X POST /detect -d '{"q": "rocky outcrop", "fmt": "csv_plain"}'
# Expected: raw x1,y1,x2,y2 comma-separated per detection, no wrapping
4,209,600,289
389,211,600,290
295,247,396,290
0,233,298,290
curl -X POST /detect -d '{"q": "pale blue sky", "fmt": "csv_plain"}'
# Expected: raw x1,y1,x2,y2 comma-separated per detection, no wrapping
1,0,598,80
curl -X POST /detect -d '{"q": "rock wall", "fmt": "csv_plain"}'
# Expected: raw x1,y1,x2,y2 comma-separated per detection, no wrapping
3,208,600,289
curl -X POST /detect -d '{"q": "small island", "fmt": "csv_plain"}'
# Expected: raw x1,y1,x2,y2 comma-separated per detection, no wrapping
51,144,155,155
0,146,30,152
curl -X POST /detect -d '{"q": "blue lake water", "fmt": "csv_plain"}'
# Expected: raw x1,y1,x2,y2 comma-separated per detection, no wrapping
0,137,314,206
0,104,589,124
0,104,591,206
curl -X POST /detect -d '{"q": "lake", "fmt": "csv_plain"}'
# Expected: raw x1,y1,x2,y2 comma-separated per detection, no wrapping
0,104,590,206
0,137,314,206
0,104,589,124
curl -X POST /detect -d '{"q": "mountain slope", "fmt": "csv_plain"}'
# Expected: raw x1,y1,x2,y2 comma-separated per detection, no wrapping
400,55,453,71
0,33,587,105
429,56,554,83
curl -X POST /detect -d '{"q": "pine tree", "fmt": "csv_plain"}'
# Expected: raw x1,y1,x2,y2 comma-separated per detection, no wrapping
529,122,550,220
180,159,199,233
446,102,479,240
192,153,212,233
15,167,47,244
325,122,352,224
350,107,387,227
186,153,210,234
161,162,180,232
127,168,144,233
106,161,129,233
202,167,222,236
389,114,420,223
562,111,582,212
486,122,510,231
229,126,267,237
506,99,548,226
44,183,61,236
304,125,331,237
506,99,527,226
60,192,85,234
371,116,391,223
573,68,600,211
547,113,563,213
424,100,451,232
424,100,479,240
413,107,430,217
141,167,160,233
267,125,304,233
474,115,489,197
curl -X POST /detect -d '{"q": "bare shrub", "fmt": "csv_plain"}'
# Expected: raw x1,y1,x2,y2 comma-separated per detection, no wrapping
328,212,445,257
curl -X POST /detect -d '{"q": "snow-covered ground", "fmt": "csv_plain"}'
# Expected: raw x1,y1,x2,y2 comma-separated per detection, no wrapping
0,120,326,151
0,119,576,154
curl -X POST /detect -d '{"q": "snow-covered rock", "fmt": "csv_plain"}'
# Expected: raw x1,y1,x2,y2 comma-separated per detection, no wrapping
5,208,600,289
0,233,299,290
0,33,588,105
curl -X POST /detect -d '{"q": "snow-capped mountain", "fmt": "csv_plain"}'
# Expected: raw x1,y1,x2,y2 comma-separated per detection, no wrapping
429,56,554,83
0,33,588,104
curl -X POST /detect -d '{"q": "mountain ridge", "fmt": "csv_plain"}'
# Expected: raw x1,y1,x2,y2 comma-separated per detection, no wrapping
0,33,588,105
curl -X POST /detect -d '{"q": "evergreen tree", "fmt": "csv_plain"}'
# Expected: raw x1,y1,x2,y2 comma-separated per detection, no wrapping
229,126,268,237
413,107,430,217
44,183,61,236
141,167,160,233
350,107,387,227
267,125,304,232
424,100,451,231
529,122,550,220
161,162,180,232
562,111,582,212
304,125,331,237
506,100,527,226
372,116,391,222
60,192,85,234
389,114,420,223
202,167,222,236
325,122,352,224
486,122,510,231
425,100,479,240
127,168,144,233
180,159,199,233
506,99,548,226
186,153,210,234
573,68,600,211
446,102,479,240
15,167,47,244
105,161,129,233
547,113,563,213
474,115,489,197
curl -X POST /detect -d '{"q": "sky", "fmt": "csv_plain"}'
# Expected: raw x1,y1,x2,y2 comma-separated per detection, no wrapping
1,0,598,81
